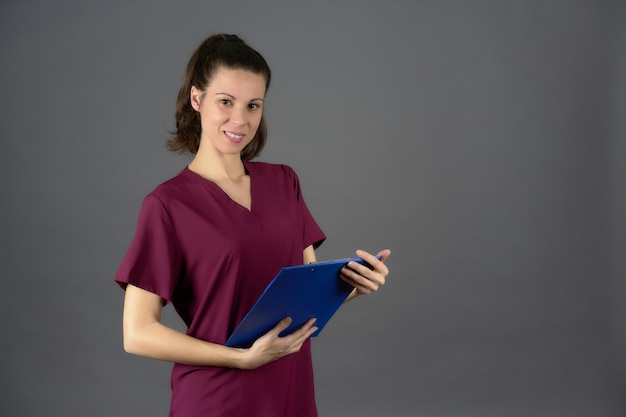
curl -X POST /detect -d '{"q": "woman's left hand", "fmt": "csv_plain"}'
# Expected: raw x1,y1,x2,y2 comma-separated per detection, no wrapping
340,249,391,296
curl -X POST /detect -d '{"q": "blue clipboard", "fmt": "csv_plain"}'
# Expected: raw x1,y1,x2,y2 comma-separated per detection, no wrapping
225,257,370,348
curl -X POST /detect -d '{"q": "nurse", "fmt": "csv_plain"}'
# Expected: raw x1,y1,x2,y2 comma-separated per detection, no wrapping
115,33,390,417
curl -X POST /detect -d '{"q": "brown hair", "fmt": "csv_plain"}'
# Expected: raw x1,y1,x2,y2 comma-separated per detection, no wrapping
167,34,272,159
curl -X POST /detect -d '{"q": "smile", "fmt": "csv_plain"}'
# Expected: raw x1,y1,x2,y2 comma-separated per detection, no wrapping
224,131,244,143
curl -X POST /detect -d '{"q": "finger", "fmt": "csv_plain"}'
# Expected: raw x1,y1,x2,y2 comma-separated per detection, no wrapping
289,320,318,344
274,317,315,341
291,318,317,337
344,261,385,286
341,275,376,295
300,325,319,342
376,249,392,261
269,316,293,336
355,249,380,266
340,268,380,293
355,249,390,276
281,320,318,352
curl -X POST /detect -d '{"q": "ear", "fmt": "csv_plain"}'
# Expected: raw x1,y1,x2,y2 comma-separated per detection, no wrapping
190,86,203,112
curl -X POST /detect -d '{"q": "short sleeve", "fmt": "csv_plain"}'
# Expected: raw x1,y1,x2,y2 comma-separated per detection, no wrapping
114,194,182,303
286,166,326,250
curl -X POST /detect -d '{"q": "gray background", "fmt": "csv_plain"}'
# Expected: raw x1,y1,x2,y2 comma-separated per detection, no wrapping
1,1,625,416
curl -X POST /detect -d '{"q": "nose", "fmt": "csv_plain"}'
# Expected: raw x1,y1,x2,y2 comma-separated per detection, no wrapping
230,105,248,126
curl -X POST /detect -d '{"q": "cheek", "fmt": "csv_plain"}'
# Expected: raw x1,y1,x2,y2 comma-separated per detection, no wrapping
204,108,228,127
251,112,263,129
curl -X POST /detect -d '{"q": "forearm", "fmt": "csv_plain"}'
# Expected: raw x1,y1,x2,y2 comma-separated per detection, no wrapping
122,284,254,369
124,320,251,368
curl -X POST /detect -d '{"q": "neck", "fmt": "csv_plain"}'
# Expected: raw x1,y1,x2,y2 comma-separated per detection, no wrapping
189,148,247,182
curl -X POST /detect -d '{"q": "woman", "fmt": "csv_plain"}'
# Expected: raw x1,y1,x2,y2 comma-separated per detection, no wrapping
115,34,390,417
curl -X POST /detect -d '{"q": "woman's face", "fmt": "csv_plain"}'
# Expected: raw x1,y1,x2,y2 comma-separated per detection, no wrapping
191,66,266,158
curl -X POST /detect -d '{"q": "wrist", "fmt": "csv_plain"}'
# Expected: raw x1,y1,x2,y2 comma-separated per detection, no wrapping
231,347,255,370
345,288,361,303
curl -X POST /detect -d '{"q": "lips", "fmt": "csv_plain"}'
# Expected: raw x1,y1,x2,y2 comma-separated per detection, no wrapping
224,131,244,143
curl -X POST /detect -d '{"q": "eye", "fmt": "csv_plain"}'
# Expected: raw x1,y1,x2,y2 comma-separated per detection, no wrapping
219,99,231,106
248,103,262,110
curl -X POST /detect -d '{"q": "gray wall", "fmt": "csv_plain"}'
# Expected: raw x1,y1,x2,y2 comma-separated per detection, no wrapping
609,0,626,400
1,1,624,416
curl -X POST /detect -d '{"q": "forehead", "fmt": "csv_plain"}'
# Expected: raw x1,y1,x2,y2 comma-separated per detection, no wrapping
206,67,266,97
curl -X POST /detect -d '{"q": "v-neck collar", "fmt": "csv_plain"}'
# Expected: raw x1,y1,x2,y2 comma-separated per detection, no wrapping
183,160,255,214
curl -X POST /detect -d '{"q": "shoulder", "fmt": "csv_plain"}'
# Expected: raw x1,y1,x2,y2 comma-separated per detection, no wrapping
246,161,300,183
246,160,295,175
246,161,309,203
144,168,195,207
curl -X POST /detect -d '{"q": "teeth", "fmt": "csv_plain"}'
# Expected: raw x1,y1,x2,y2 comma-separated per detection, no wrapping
225,131,243,139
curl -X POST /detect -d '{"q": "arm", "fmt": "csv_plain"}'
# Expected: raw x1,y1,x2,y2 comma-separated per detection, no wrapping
122,284,318,370
303,244,317,264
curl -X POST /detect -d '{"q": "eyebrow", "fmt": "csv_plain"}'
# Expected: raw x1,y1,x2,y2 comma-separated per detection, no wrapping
215,93,264,101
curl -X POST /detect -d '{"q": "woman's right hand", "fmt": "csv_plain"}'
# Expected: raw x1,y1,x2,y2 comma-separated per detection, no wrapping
241,317,318,369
